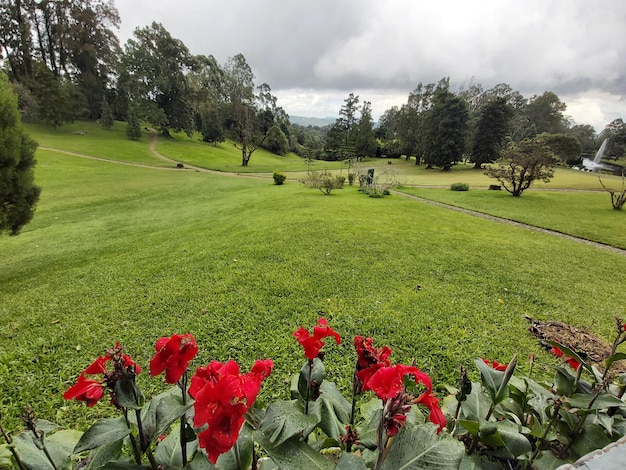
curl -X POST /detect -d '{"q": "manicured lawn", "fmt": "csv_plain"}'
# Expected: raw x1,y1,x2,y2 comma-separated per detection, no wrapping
395,186,626,249
1,148,625,432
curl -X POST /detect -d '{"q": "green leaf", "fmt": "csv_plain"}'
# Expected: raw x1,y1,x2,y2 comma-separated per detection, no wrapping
487,425,532,459
568,393,626,410
380,423,465,469
474,359,508,405
12,432,54,470
606,352,626,369
154,423,199,469
253,431,334,470
84,440,124,469
458,382,491,422
297,358,325,403
73,417,131,454
259,400,319,446
459,453,503,470
115,378,144,410
530,450,569,470
140,386,192,443
457,420,480,436
187,450,217,469
45,430,83,468
355,403,382,450
0,444,12,467
545,340,587,371
570,422,612,459
553,367,575,396
308,381,351,439
336,453,368,469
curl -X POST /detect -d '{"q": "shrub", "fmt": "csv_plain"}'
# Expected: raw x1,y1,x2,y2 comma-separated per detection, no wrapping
272,171,287,185
348,173,356,185
303,171,344,195
450,182,469,191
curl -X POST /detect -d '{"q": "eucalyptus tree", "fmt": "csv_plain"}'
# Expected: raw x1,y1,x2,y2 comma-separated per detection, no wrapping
354,100,377,158
223,54,285,166
120,22,197,135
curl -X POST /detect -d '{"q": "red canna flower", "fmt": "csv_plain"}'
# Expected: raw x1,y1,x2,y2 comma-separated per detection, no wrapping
353,336,392,392
550,347,581,370
415,391,446,433
367,364,432,400
64,343,141,408
482,359,508,371
63,374,105,407
150,333,198,384
294,318,341,360
190,358,273,464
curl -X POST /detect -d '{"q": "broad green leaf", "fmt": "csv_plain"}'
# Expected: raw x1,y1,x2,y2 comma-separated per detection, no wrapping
253,431,334,470
457,420,480,436
0,443,12,467
475,359,508,405
531,450,569,470
140,386,192,443
154,423,199,469
297,358,325,403
553,367,575,397
459,382,491,422
13,432,55,470
99,462,151,469
459,453,503,470
259,400,318,446
360,396,383,422
355,406,382,450
115,378,144,410
570,422,611,460
335,452,368,469
380,423,464,470
45,430,83,468
187,449,217,469
73,417,131,454
488,425,532,459
568,393,625,410
308,381,351,439
34,419,61,435
257,457,279,470
84,440,123,469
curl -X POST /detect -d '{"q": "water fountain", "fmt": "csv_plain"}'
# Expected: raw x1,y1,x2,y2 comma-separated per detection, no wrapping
581,138,609,171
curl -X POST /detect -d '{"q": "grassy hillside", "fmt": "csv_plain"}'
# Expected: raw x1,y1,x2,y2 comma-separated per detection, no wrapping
1,135,625,431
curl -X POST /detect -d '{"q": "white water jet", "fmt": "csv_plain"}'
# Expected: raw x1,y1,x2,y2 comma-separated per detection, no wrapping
594,138,609,164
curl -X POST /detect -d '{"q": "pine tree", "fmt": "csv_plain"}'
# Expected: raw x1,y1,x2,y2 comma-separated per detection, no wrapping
0,74,41,235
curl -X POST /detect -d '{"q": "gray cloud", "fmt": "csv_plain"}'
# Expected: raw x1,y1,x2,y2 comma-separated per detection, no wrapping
116,0,626,130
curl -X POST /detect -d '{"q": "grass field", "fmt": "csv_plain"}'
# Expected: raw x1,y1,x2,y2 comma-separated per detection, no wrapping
1,122,625,433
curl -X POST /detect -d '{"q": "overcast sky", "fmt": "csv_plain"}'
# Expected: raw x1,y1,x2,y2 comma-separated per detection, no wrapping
116,0,625,132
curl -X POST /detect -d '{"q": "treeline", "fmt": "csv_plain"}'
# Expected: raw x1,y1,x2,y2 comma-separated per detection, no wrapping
1,0,625,168
321,79,626,168
0,1,292,165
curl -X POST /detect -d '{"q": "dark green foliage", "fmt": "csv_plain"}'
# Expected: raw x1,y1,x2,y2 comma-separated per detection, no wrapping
100,98,114,130
0,73,40,235
485,139,557,196
450,182,470,191
423,88,470,169
126,107,141,140
470,97,514,168
272,171,286,185
524,91,567,136
264,126,289,155
537,133,582,165
199,105,224,144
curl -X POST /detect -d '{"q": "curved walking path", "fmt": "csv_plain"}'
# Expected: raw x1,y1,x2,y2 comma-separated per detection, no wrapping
40,137,625,256
392,190,626,256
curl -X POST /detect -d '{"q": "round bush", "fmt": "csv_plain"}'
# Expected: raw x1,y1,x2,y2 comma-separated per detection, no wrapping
273,171,287,185
450,182,469,191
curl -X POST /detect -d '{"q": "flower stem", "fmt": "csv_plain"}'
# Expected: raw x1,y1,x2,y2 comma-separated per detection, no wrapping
134,408,158,470
373,399,390,470
234,440,242,470
123,409,142,465
179,372,188,467
305,359,313,414
529,399,561,464
0,420,26,470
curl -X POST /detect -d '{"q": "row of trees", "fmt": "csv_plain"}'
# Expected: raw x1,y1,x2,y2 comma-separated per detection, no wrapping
0,2,290,165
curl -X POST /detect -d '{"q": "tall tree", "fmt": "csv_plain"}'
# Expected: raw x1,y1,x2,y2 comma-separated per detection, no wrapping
120,22,196,135
354,100,377,158
470,97,514,169
0,73,40,235
422,87,469,169
524,91,567,136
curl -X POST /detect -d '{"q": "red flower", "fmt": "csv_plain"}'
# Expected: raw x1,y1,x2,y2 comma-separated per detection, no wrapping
294,318,341,360
63,374,105,407
354,336,392,391
150,333,198,384
367,364,432,400
190,358,273,464
482,359,508,371
415,392,446,433
64,343,141,408
550,347,581,370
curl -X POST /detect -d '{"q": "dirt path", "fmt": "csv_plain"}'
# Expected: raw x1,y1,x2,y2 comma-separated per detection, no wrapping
392,190,626,256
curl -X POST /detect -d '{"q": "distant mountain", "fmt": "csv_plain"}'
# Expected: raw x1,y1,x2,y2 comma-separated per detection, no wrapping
290,116,336,127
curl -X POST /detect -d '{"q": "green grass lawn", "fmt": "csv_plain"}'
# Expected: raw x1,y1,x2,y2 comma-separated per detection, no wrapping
2,143,625,432
395,186,626,249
